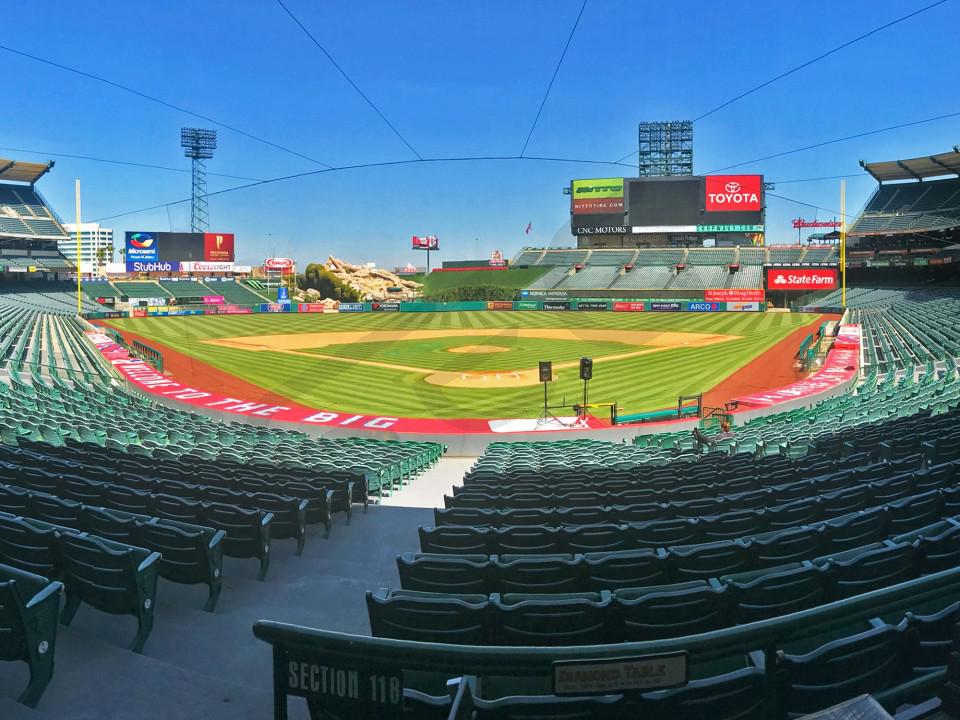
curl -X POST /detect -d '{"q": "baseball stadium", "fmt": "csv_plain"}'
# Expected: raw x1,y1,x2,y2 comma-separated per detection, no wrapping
4,3,960,720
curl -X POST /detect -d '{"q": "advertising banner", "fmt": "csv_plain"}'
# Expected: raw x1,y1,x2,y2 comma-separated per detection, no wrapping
297,303,325,313
576,301,608,311
180,261,235,273
264,258,295,271
132,308,147,318
489,249,505,267
835,324,861,349
411,235,439,250
704,175,763,212
735,343,859,408
260,303,291,313
216,305,253,314
127,261,179,273
696,224,764,232
486,301,513,311
571,178,624,214
278,286,289,301
650,301,681,312
203,233,235,262
766,267,838,291
514,301,540,311
125,232,158,265
371,302,400,312
613,301,645,312
542,301,570,311
729,302,761,312
234,265,252,273
202,296,225,305
338,303,366,313
705,288,764,303
686,301,720,312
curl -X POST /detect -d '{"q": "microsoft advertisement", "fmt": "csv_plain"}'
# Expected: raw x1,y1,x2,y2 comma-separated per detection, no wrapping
125,231,235,272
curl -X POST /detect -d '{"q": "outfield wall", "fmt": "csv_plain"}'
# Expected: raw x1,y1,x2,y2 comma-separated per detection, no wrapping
85,297,766,320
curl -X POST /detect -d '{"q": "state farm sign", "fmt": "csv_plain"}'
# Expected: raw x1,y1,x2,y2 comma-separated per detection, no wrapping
705,175,763,212
766,267,837,291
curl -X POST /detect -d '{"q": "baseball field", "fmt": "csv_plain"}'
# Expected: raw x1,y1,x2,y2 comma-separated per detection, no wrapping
104,310,822,419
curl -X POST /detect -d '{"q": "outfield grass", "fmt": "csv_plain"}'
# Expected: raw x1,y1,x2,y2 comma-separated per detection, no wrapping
308,335,642,372
106,311,816,419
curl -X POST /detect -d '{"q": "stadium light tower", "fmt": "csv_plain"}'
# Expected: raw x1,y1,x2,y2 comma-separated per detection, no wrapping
180,127,217,232
638,121,693,177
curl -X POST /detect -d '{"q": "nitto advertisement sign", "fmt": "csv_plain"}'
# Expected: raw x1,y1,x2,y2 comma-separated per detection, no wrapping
766,267,838,291
571,178,624,214
576,301,608,311
704,175,763,212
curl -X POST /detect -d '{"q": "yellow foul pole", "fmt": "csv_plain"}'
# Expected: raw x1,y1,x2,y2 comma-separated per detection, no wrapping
75,179,82,315
840,179,846,308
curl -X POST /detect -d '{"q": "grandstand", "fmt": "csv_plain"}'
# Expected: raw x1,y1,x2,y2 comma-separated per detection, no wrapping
851,150,960,237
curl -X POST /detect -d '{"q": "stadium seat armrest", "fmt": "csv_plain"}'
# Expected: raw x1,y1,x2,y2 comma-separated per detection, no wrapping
208,529,227,550
747,649,766,670
138,551,163,573
260,512,274,527
297,499,309,512
25,579,63,609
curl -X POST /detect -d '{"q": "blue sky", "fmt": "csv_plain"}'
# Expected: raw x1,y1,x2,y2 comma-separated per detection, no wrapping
3,0,958,268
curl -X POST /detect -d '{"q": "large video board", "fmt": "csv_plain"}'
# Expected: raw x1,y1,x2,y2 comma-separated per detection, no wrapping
125,232,234,272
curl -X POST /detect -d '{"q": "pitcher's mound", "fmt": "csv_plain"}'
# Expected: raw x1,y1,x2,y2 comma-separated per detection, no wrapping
447,344,510,354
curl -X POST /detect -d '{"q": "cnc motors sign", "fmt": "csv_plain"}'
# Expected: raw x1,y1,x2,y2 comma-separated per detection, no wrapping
766,267,838,291
705,175,763,212
571,178,624,214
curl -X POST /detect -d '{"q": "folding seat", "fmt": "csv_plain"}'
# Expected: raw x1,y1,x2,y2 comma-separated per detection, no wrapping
909,599,960,673
493,493,552,510
553,492,604,509
615,582,732,640
154,478,201,500
492,591,611,646
808,469,854,494
56,474,105,506
856,463,898,484
494,554,582,594
0,562,62,707
638,666,766,720
562,524,628,554
878,436,921,461
670,496,726,518
57,532,160,653
941,486,960,517
201,503,273,581
819,485,871,519
582,548,667,591
442,492,492,510
434,507,495,527
668,540,755,582
611,502,667,524
103,484,153,515
366,588,491,644
701,510,768,543
465,688,624,719
904,522,960,575
496,526,563,555
776,622,916,718
912,462,956,493
869,473,915,505
81,506,139,544
630,518,701,548
135,518,225,612
26,493,83,529
282,482,333,535
723,562,831,623
751,526,825,568
397,553,496,594
885,490,943,535
0,483,29,516
500,509,557,528
555,506,609,526
609,487,659,504
816,541,917,599
150,493,205,525
765,498,822,530
724,489,772,512
923,436,960,465
418,526,491,555
246,492,308,555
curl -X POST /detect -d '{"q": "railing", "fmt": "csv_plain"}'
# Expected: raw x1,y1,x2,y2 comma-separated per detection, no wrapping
253,565,960,719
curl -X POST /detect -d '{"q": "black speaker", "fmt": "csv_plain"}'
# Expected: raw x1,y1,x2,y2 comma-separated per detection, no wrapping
538,361,553,382
579,357,593,381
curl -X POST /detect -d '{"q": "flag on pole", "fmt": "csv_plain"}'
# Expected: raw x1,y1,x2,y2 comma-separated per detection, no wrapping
524,222,532,234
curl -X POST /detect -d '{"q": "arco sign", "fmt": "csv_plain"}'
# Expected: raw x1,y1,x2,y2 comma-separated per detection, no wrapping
705,175,763,212
766,267,838,291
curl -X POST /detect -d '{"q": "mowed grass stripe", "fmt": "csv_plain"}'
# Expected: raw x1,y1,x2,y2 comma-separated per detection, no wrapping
106,311,816,418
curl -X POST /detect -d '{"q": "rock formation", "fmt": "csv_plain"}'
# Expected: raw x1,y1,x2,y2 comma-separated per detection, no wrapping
324,256,422,301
